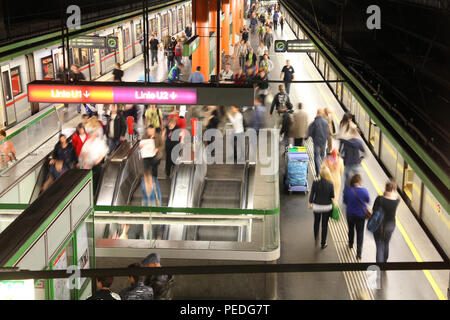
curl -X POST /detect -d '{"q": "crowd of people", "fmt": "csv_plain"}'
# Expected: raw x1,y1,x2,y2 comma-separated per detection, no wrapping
306,109,400,263
88,253,174,300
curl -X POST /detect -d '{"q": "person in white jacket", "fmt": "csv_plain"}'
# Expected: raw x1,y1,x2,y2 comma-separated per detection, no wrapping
227,106,245,163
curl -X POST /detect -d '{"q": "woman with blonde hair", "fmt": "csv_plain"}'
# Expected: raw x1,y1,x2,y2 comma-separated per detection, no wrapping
321,148,345,200
308,165,335,249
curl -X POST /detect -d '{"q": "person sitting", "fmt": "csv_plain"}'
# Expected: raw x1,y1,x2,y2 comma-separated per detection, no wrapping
168,63,184,83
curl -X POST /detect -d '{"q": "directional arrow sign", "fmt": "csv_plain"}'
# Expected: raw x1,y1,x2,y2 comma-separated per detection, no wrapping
170,92,178,100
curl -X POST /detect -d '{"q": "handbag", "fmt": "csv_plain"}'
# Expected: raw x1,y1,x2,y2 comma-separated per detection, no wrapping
367,197,385,233
351,187,372,219
331,202,340,221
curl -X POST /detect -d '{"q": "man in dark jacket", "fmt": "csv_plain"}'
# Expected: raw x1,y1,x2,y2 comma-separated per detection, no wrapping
185,24,192,39
105,105,127,154
120,263,154,300
270,85,292,129
87,276,121,300
308,109,329,176
340,127,365,187
142,253,174,300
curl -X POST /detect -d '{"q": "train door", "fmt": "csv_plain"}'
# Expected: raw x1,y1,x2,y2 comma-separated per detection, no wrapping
172,9,177,35
93,49,101,78
25,53,39,115
122,25,132,62
41,56,55,80
116,28,124,64
51,47,64,79
0,64,17,126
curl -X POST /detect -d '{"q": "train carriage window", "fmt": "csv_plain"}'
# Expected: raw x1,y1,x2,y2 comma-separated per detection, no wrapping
41,56,54,80
1,71,12,101
178,8,183,32
163,13,168,30
10,67,22,96
136,23,143,40
172,9,177,35
151,18,157,35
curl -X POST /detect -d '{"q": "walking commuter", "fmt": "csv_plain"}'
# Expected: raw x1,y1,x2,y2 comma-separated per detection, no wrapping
174,40,183,66
340,127,365,187
0,129,16,168
145,105,164,133
165,37,176,71
235,40,248,68
51,134,77,169
254,70,269,102
149,35,159,66
270,85,292,130
343,173,370,260
273,10,279,30
251,95,266,135
321,148,345,200
140,125,164,207
105,105,127,154
246,48,258,69
372,180,400,263
142,253,175,300
41,159,68,192
69,65,85,113
241,26,250,43
257,22,266,43
227,106,245,163
324,107,337,154
112,63,124,82
263,27,274,52
72,124,89,158
120,263,154,300
185,24,192,39
189,66,206,83
338,112,358,141
258,54,274,77
256,42,268,63
308,109,329,176
288,102,309,146
165,117,182,178
280,15,285,33
280,60,295,95
87,277,121,300
168,63,183,83
308,166,335,249
79,131,108,191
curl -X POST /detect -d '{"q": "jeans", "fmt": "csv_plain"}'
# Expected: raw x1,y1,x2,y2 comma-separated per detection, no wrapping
175,55,182,66
313,143,326,175
167,58,175,71
107,138,120,154
373,222,395,263
314,211,331,246
151,49,158,65
284,81,291,95
273,20,278,30
239,56,246,68
141,177,162,206
343,163,362,188
347,215,365,257
77,104,82,114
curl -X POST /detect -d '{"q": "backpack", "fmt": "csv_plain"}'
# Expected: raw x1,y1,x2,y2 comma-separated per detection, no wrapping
367,197,385,233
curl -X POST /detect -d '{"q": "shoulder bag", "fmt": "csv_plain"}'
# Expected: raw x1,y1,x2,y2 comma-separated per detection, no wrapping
351,187,372,219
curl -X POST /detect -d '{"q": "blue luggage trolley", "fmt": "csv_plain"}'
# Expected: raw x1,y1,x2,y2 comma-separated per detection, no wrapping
284,147,309,195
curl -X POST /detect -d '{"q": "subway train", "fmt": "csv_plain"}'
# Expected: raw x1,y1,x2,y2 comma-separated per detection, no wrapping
0,0,192,129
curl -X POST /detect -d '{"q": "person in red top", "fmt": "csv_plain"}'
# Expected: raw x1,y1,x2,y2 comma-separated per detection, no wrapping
72,123,89,158
167,109,187,130
174,40,183,66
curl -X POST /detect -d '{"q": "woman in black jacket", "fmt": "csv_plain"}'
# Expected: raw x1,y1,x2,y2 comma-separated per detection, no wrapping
308,166,335,249
52,134,78,169
372,180,400,263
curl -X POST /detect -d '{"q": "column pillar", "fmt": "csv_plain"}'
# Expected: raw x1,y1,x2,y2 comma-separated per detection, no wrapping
221,0,230,56
209,0,218,76
192,0,210,80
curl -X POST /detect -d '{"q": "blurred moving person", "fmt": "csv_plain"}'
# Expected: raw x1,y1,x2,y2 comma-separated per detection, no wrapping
321,148,344,200
105,105,127,154
72,123,89,158
0,129,16,168
288,102,309,146
51,134,77,169
308,109,329,176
